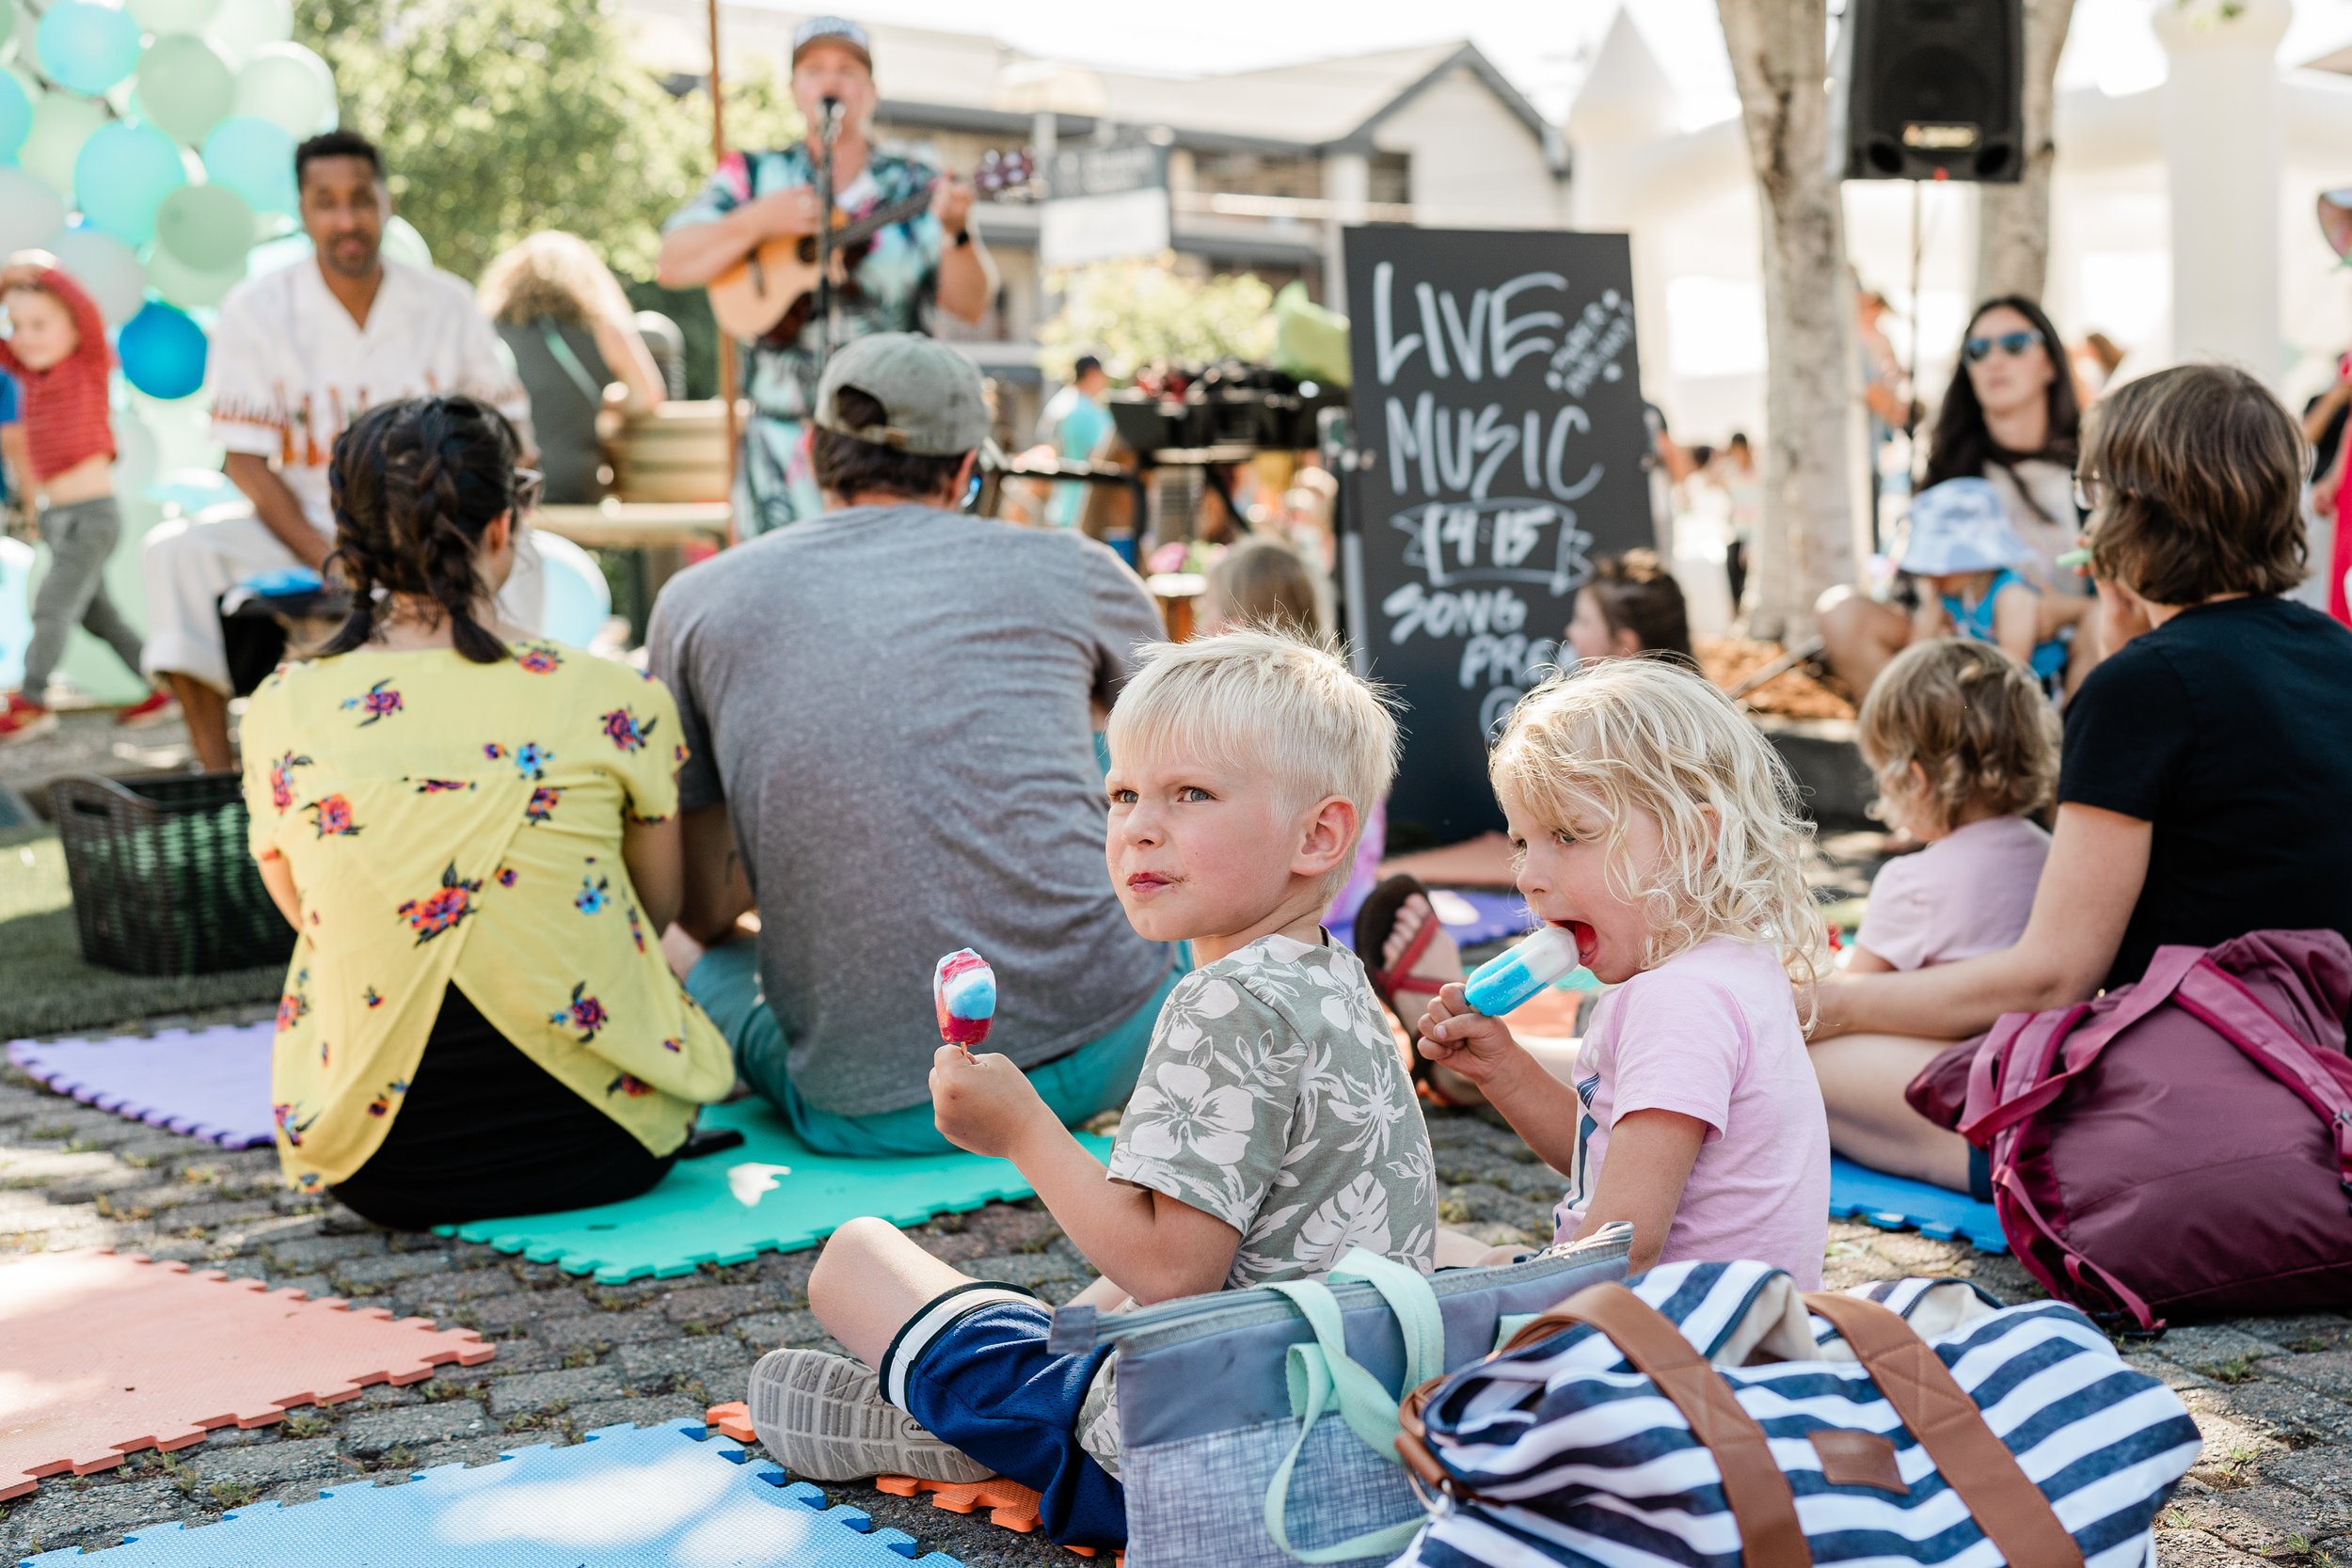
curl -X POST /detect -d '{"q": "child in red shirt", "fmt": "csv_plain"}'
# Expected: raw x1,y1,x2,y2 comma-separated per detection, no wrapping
0,253,170,741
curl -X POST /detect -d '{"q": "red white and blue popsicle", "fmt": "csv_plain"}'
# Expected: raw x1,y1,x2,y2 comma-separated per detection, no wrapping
933,948,997,1053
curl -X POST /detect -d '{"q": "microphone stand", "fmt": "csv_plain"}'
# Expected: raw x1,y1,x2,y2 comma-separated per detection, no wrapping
813,97,842,377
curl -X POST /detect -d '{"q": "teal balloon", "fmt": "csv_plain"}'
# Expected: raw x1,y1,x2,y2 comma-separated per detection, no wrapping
0,74,27,162
137,34,236,147
200,115,295,216
73,120,188,246
36,3,141,97
129,0,222,28
153,181,253,270
119,301,210,400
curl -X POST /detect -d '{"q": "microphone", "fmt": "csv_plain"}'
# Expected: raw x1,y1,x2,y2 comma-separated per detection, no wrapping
820,95,843,141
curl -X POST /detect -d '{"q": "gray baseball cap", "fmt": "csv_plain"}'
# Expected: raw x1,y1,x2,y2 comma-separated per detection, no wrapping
792,16,872,69
813,334,991,457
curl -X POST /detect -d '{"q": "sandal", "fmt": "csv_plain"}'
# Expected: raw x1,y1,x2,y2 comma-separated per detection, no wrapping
1352,874,1476,1107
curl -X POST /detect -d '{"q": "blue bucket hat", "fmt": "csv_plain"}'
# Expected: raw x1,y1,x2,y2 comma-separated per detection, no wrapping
1897,477,2035,576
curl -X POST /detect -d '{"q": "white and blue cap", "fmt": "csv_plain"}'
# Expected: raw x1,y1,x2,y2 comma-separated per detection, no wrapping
792,16,872,69
1897,477,2034,576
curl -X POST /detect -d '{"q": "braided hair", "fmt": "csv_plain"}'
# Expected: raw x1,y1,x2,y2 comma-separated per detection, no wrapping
323,395,523,664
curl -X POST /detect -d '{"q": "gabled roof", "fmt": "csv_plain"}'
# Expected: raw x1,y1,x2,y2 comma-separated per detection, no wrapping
620,1,1552,155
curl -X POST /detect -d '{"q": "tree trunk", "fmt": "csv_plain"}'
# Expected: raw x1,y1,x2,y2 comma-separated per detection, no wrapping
1719,0,1856,641
1974,0,2078,304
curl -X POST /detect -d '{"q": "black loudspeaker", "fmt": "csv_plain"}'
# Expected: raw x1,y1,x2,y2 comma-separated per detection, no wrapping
1829,0,2026,182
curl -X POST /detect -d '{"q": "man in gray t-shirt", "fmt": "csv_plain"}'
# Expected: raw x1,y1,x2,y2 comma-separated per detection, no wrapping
652,334,1179,1154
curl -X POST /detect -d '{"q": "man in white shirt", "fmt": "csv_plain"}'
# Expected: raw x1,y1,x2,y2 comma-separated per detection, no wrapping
141,130,536,770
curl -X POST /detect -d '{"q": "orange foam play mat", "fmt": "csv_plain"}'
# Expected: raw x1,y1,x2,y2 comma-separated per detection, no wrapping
705,1402,1116,1560
0,1248,495,1499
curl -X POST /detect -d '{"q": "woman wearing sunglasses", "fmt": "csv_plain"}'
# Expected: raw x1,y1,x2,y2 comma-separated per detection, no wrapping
1820,296,2092,696
238,395,732,1227
1808,363,2352,1191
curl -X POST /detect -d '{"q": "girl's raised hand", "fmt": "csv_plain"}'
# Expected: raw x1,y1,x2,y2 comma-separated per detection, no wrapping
1416,982,1524,1086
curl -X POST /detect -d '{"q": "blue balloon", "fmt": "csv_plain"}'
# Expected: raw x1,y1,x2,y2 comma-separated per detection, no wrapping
74,120,189,246
0,73,30,163
36,3,143,97
118,301,210,401
200,116,297,217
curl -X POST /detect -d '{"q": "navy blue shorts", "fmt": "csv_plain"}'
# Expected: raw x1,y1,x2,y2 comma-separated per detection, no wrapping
878,1283,1125,1546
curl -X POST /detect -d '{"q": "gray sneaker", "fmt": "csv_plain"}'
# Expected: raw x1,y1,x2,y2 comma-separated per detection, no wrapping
745,1348,995,1483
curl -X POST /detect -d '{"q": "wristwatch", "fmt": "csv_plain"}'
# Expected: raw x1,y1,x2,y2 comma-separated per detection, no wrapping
949,228,972,249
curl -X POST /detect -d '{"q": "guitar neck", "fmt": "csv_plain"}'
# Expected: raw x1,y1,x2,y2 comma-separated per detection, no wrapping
826,183,939,251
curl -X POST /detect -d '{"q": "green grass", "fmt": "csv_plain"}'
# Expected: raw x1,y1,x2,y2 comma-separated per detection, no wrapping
0,828,282,1039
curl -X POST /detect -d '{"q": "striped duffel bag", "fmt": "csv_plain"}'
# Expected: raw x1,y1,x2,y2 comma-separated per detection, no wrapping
1395,1260,2201,1568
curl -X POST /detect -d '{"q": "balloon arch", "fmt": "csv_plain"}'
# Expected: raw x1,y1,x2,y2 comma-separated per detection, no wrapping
0,0,429,697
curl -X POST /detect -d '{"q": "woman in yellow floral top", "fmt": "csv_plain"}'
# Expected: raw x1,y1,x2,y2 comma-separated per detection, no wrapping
240,395,732,1227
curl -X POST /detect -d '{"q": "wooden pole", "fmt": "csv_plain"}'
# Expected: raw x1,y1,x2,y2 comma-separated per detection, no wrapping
707,0,740,546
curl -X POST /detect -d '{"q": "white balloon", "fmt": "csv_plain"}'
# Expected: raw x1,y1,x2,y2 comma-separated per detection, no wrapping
129,0,223,30
19,91,106,198
201,0,290,68
381,214,431,269
231,40,333,137
146,240,246,309
0,165,65,253
113,411,160,494
44,226,147,325
243,228,310,276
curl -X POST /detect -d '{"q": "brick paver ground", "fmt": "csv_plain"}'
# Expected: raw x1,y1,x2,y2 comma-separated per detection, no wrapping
4,1035,2348,1566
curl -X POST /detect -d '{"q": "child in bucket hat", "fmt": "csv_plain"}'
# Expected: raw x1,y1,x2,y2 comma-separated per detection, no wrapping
1898,477,2074,696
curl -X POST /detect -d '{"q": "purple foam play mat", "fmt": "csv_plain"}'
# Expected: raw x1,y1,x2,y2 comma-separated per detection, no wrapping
7,1022,274,1148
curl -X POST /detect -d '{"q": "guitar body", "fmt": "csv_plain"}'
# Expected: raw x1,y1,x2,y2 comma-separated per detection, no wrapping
702,148,1034,344
708,235,824,343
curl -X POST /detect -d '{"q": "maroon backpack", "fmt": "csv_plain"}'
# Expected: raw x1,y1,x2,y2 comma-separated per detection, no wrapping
1907,929,2352,1331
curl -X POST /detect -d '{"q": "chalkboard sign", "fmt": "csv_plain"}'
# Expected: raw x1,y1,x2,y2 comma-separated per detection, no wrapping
1341,228,1651,843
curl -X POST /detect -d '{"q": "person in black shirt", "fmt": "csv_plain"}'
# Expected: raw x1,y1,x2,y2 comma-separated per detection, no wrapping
1808,363,2352,1191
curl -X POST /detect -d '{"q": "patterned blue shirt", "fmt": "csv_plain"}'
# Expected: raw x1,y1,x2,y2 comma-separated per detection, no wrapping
664,146,945,424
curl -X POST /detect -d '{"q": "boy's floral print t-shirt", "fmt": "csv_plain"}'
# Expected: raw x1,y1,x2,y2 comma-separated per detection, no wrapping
1105,931,1437,1286
239,641,734,1193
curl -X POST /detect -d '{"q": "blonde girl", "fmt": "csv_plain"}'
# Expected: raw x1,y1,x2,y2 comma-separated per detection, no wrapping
1416,658,1833,1282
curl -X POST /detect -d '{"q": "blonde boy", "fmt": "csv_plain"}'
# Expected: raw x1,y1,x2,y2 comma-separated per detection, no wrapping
746,630,1434,1547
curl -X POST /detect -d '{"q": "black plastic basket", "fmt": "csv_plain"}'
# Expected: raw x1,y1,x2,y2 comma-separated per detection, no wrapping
52,772,295,976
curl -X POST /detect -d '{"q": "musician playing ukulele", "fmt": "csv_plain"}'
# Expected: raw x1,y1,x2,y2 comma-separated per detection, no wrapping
656,15,993,537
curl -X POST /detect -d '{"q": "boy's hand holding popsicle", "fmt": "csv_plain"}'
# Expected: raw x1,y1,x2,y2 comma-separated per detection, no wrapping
929,948,1048,1159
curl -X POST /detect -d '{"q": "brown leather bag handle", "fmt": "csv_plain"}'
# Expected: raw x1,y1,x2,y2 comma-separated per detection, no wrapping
1804,1293,2084,1568
1394,1283,1812,1568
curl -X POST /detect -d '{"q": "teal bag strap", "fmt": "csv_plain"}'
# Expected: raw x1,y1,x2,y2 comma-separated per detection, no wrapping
541,323,605,409
1260,1250,1446,1563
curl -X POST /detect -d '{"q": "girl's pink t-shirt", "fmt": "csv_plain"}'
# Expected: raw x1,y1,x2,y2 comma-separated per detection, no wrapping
1855,815,2051,972
1553,937,1831,1288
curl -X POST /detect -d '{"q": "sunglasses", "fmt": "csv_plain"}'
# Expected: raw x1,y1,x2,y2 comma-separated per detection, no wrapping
1963,328,2044,363
512,467,545,515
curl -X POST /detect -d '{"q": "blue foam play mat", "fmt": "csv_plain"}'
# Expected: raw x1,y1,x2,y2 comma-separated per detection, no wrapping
1829,1155,2009,1254
20,1419,962,1567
